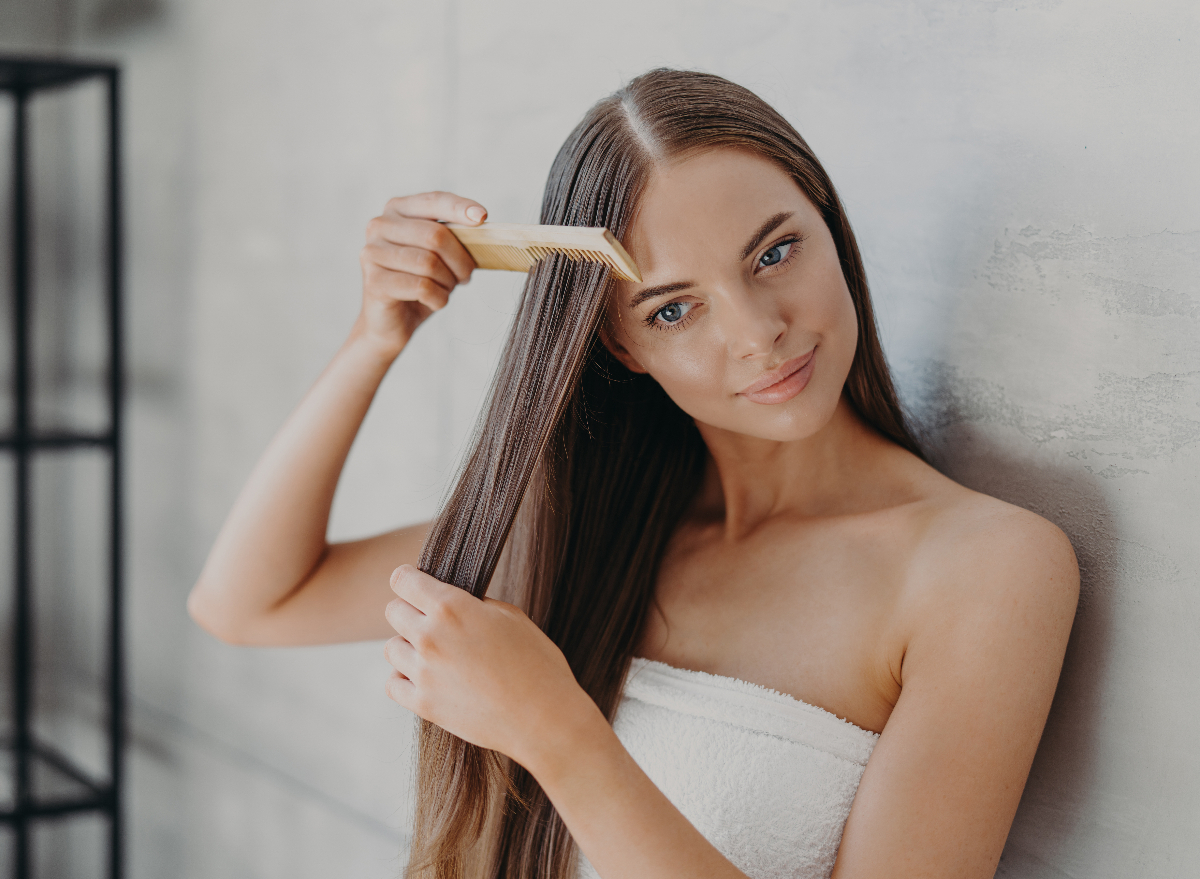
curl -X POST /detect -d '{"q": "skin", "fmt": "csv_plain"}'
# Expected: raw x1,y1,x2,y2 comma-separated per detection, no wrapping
188,149,1080,879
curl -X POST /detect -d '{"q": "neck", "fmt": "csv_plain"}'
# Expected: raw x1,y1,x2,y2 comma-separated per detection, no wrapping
692,393,907,539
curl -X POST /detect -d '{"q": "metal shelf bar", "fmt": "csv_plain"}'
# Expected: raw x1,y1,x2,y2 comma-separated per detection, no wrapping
0,738,112,824
1,56,124,879
1,795,111,822
0,56,116,91
31,740,107,800
10,76,33,879
105,64,127,879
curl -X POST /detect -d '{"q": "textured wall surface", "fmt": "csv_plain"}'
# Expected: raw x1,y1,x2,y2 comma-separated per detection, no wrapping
3,0,1198,876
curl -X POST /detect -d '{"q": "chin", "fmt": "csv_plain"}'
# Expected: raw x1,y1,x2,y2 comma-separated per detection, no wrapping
707,404,836,443
741,422,824,443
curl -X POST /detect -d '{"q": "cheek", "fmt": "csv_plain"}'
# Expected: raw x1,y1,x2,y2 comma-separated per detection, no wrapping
817,288,856,349
636,333,730,413
793,280,858,418
795,257,856,338
829,285,860,370
789,260,858,379
645,344,724,399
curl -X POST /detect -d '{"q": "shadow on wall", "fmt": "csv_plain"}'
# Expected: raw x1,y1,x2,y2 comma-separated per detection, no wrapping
88,0,164,33
906,363,1116,875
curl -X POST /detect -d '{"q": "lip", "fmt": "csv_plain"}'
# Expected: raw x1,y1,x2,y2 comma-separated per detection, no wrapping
738,348,816,404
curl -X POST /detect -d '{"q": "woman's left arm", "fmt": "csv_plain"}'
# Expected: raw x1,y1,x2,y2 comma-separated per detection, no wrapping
831,510,1080,878
383,565,751,879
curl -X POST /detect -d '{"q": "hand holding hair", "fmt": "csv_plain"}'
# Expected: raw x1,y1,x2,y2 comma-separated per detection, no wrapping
386,562,756,879
384,565,604,774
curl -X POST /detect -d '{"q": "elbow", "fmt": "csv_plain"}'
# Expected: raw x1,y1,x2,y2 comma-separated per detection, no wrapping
187,583,255,646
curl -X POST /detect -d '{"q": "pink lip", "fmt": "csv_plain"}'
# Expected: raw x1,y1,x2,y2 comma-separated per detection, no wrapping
738,348,816,404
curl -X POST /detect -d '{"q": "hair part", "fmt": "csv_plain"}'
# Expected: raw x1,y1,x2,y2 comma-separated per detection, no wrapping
406,68,923,879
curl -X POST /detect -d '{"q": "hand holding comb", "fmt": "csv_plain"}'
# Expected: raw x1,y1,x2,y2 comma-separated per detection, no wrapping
446,222,642,283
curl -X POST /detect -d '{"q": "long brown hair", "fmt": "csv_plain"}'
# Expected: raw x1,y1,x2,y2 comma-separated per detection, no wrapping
408,68,922,878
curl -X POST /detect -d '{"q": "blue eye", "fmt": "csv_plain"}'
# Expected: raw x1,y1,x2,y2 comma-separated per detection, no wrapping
654,301,694,325
659,303,683,322
758,241,793,268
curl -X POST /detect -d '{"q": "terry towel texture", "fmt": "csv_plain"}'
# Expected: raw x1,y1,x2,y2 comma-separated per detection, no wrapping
575,658,879,879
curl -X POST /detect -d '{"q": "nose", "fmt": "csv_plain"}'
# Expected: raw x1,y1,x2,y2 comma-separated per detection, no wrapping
718,283,787,359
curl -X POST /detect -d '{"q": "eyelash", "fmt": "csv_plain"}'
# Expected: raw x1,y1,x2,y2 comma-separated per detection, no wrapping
642,234,805,332
757,234,804,273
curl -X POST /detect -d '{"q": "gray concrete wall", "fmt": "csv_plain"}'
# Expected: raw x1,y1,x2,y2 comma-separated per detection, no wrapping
2,0,1197,876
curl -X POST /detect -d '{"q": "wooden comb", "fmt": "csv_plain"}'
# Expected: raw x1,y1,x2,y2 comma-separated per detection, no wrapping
446,222,642,283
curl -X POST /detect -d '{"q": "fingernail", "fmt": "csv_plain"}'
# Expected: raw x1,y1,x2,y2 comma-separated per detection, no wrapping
466,206,486,223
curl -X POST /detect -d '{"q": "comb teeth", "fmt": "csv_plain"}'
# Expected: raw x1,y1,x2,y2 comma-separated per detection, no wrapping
467,244,539,272
446,222,642,282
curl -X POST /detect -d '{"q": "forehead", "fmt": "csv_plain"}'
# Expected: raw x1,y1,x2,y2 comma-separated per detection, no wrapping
623,148,814,271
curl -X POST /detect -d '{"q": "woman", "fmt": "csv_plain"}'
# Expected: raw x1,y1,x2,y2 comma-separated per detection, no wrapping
189,69,1079,879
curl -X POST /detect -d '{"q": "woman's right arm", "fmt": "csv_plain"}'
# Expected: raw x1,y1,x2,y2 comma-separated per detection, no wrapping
187,192,488,647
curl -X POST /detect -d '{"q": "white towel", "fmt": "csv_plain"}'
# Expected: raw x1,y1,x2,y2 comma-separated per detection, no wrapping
575,658,879,879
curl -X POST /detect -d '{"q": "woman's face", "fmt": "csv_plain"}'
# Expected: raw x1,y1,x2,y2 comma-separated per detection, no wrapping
603,147,859,443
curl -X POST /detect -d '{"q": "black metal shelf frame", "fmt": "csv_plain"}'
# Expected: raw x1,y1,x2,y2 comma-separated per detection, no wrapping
0,57,124,879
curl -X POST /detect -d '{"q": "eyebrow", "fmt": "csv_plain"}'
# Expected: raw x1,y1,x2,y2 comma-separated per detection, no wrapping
739,211,795,261
628,281,695,309
626,210,798,310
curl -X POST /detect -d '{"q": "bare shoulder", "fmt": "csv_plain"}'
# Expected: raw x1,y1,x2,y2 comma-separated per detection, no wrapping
898,474,1080,648
835,470,1082,876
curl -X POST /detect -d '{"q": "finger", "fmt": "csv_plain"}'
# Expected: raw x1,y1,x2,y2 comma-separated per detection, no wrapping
384,634,420,674
361,241,458,291
390,564,461,615
384,669,417,708
366,215,476,284
385,596,427,638
386,191,488,226
363,266,451,312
